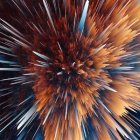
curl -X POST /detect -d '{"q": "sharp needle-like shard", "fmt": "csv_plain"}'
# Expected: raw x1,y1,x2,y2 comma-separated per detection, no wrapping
78,0,89,32
33,51,50,61
43,0,57,35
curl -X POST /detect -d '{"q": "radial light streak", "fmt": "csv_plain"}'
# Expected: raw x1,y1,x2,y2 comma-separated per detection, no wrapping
0,0,140,140
78,0,89,32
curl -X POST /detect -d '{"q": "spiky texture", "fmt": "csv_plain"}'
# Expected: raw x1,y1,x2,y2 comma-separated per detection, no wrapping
1,0,140,140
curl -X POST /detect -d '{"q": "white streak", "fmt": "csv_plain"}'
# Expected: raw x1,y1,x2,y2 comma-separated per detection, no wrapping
93,44,106,55
102,85,117,92
33,51,50,61
0,68,21,71
17,105,37,130
43,106,53,124
43,0,57,34
78,0,89,32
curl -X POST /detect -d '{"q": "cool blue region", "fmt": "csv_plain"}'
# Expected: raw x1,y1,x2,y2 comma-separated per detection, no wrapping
35,129,43,140
78,0,89,32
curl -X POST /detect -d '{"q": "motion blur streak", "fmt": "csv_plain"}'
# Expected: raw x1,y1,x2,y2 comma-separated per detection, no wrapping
0,0,140,140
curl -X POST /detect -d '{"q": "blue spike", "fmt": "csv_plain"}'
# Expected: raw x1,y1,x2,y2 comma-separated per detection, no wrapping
78,0,89,32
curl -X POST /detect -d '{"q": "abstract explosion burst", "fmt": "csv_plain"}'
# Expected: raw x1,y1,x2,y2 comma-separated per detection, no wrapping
1,0,140,140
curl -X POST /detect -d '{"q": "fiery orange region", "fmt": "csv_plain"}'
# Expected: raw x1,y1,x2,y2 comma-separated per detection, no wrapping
14,0,140,139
